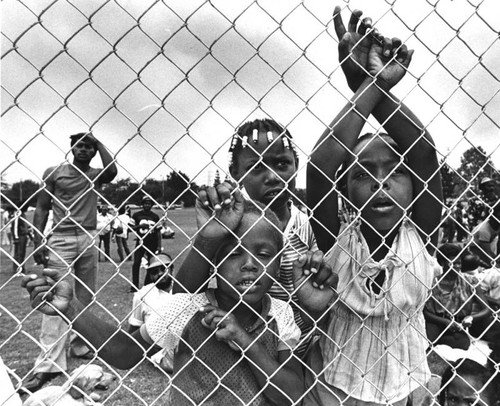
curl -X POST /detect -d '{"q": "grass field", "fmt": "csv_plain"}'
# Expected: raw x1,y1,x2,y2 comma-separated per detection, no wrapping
0,208,197,405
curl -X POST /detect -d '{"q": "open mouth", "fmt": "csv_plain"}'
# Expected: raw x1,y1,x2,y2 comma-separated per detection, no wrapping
264,189,284,199
236,279,260,293
371,199,395,213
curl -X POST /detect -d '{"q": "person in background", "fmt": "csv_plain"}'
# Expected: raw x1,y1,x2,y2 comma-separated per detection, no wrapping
424,244,491,350
470,203,500,267
468,177,498,230
129,196,162,292
454,200,470,243
11,203,31,274
21,132,117,393
128,252,174,373
113,205,131,262
440,201,456,243
2,207,15,254
97,205,113,261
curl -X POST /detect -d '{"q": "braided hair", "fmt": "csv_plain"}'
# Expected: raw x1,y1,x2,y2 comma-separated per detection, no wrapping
228,118,298,176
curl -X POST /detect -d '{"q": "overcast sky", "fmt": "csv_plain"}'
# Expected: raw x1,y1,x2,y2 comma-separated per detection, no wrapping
2,0,500,189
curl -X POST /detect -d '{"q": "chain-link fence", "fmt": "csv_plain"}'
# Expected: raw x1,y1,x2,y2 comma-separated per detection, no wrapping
2,0,500,405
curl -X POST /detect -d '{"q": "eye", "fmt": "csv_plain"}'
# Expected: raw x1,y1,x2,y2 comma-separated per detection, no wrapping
246,162,264,173
257,250,273,258
276,159,291,168
227,248,242,257
391,163,408,175
353,171,370,180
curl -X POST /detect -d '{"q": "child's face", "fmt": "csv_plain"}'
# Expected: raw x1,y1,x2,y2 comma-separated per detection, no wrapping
72,140,97,162
347,136,413,232
215,215,281,308
231,131,297,207
444,375,491,406
149,264,172,290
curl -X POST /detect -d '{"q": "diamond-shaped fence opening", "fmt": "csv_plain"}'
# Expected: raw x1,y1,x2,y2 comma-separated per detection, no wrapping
2,1,500,405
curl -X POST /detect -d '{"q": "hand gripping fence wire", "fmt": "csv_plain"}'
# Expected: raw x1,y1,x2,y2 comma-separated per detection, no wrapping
2,0,500,405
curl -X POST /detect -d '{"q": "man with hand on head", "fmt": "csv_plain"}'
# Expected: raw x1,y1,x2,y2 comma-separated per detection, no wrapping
21,132,117,393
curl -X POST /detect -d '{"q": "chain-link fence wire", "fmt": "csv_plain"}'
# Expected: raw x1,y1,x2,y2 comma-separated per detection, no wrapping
2,0,500,404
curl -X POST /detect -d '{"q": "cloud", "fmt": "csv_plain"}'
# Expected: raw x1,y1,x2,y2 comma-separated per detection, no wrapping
2,0,500,187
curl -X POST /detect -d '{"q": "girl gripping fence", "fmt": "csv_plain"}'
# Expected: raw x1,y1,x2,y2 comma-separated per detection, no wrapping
303,7,443,406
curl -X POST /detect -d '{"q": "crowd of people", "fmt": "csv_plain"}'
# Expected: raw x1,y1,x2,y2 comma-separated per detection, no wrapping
2,6,500,406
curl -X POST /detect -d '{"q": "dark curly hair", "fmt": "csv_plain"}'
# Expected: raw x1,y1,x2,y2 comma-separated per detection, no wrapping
439,358,499,405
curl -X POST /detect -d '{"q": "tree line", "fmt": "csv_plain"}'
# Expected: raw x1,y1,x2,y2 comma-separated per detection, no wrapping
1,146,498,210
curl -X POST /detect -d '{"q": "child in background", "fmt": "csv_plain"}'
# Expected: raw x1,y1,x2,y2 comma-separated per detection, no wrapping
424,244,490,350
175,118,319,357
23,195,320,405
438,358,499,406
304,7,442,405
128,252,175,373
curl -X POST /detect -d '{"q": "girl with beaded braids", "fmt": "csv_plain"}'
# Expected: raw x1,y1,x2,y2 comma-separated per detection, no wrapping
300,7,443,406
174,118,330,358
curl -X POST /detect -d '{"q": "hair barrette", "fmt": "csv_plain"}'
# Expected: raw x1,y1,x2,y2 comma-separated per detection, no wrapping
242,135,248,148
252,129,258,143
267,131,274,143
230,135,238,150
282,137,290,149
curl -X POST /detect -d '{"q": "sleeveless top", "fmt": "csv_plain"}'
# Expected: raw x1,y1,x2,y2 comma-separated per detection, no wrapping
320,220,437,403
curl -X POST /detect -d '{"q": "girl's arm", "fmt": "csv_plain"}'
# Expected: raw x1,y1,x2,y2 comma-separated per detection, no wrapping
332,8,442,252
308,79,386,252
423,309,452,328
174,183,244,293
246,349,304,405
372,95,443,251
22,270,147,370
65,299,148,369
470,288,492,323
308,38,412,252
173,236,223,293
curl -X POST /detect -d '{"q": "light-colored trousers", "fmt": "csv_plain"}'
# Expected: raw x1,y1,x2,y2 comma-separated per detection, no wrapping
34,229,97,373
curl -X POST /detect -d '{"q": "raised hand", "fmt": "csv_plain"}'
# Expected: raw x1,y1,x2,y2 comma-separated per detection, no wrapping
196,181,244,240
84,132,99,145
21,268,74,316
200,305,252,351
292,251,338,315
367,37,413,90
333,6,377,91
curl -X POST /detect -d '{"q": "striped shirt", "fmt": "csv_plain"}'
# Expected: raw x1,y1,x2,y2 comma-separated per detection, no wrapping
268,204,317,357
320,220,436,403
